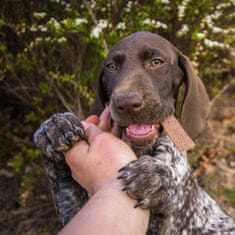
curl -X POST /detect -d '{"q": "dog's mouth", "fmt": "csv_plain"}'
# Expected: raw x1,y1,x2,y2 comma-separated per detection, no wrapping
120,123,161,146
109,103,165,147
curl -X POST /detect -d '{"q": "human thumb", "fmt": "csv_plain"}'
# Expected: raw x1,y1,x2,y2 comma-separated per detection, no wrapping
81,121,104,144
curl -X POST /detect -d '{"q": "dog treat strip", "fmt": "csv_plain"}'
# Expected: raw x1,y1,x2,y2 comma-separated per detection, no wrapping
162,115,195,152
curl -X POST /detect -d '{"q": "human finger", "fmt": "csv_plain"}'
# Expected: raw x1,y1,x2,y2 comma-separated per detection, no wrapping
85,115,100,125
81,121,104,144
65,140,89,168
111,121,121,137
98,106,111,131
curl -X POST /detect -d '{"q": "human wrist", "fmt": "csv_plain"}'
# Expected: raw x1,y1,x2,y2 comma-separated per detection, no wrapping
60,177,150,235
91,178,123,195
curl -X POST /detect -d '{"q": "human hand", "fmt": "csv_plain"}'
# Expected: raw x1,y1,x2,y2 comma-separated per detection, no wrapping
64,108,137,194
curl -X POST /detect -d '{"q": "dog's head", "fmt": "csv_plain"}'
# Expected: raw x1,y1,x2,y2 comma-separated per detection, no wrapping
92,32,210,152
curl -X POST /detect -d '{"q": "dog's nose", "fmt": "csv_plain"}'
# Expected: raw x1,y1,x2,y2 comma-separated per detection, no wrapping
113,93,143,113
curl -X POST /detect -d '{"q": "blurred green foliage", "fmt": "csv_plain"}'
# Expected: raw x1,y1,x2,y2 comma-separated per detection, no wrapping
0,0,234,188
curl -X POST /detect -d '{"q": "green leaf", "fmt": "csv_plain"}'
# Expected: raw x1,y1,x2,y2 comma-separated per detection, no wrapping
0,18,5,26
26,149,40,160
8,154,25,173
39,81,49,93
25,112,40,123
228,145,235,153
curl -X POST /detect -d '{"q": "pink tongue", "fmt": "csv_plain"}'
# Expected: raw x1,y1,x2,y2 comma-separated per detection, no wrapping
127,124,152,136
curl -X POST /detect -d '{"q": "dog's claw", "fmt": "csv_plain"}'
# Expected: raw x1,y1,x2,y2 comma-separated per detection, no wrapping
119,160,137,172
117,171,129,180
122,186,129,191
117,175,124,180
118,166,126,172
134,200,144,208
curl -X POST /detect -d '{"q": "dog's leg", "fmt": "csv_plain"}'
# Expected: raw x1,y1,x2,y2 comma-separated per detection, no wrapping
118,135,235,234
117,135,187,210
34,112,88,225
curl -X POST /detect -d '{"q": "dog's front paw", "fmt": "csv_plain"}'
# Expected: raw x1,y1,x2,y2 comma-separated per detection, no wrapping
118,155,170,209
34,112,85,160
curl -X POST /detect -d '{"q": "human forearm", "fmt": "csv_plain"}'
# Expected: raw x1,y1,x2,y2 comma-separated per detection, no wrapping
59,180,150,235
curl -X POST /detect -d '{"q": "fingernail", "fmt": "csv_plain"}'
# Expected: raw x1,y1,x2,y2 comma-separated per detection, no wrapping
81,121,90,130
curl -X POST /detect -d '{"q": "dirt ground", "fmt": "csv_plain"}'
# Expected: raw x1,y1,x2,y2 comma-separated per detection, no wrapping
0,93,234,235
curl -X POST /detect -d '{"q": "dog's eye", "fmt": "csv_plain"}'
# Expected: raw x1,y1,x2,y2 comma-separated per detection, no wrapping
106,63,117,71
151,58,163,67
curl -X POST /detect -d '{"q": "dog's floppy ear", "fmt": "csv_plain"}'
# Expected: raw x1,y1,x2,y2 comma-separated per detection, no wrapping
90,64,106,115
178,52,211,139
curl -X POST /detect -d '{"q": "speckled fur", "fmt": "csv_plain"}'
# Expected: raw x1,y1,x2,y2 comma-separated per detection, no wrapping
34,112,88,225
34,115,235,234
145,136,235,234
